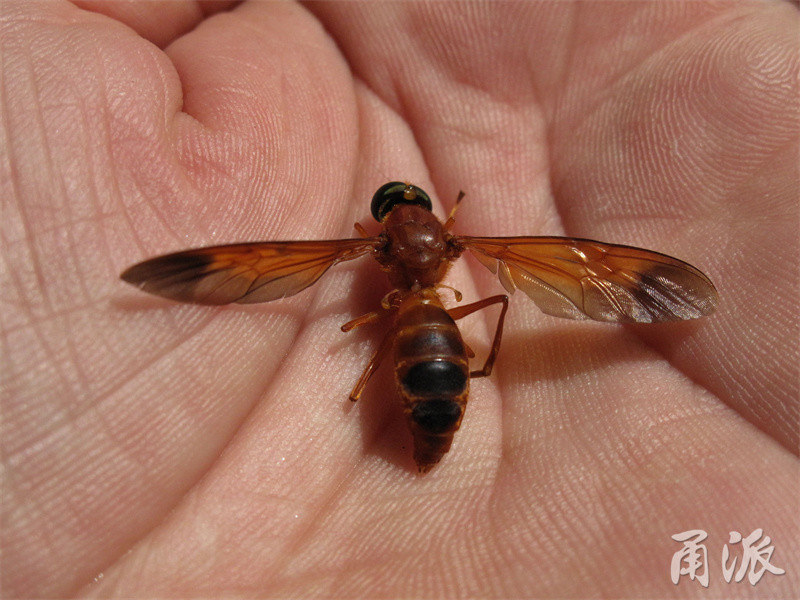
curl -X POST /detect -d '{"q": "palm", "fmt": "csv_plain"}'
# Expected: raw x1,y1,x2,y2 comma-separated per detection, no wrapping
3,2,797,597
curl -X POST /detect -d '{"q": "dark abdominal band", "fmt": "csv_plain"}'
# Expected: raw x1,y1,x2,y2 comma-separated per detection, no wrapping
410,396,464,434
393,308,470,435
401,360,468,434
402,360,467,397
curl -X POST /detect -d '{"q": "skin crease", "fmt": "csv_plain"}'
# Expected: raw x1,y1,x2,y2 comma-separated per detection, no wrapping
1,0,798,597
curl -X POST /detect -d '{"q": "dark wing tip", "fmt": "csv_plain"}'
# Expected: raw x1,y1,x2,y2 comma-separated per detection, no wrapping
120,252,214,285
119,252,224,304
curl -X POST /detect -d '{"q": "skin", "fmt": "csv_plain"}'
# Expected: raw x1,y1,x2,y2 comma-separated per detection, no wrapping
2,1,798,597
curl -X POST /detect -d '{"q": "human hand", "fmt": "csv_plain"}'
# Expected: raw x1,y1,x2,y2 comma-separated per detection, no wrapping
3,1,798,596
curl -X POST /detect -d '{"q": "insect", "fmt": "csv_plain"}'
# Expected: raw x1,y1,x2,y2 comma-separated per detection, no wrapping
121,182,718,472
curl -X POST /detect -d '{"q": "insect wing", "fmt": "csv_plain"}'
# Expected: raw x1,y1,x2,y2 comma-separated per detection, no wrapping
458,236,718,323
121,238,380,305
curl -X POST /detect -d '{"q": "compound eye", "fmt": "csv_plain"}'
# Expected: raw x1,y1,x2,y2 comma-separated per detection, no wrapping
370,182,433,221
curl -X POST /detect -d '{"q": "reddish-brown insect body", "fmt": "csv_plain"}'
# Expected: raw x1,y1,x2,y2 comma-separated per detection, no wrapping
392,289,470,471
376,203,456,289
121,181,718,472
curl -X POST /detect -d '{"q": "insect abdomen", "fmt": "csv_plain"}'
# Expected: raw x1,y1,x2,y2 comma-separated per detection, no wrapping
393,297,470,472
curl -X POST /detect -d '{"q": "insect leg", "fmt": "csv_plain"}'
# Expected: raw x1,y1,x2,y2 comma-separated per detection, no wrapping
347,328,394,402
353,222,370,237
447,295,509,378
341,309,386,332
463,341,476,359
341,295,397,332
436,283,463,302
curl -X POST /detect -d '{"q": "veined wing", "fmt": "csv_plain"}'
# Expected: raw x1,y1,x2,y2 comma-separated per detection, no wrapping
457,236,718,323
121,238,380,305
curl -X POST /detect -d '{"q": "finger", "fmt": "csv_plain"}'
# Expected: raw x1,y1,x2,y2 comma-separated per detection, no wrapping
72,0,237,48
156,1,360,238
